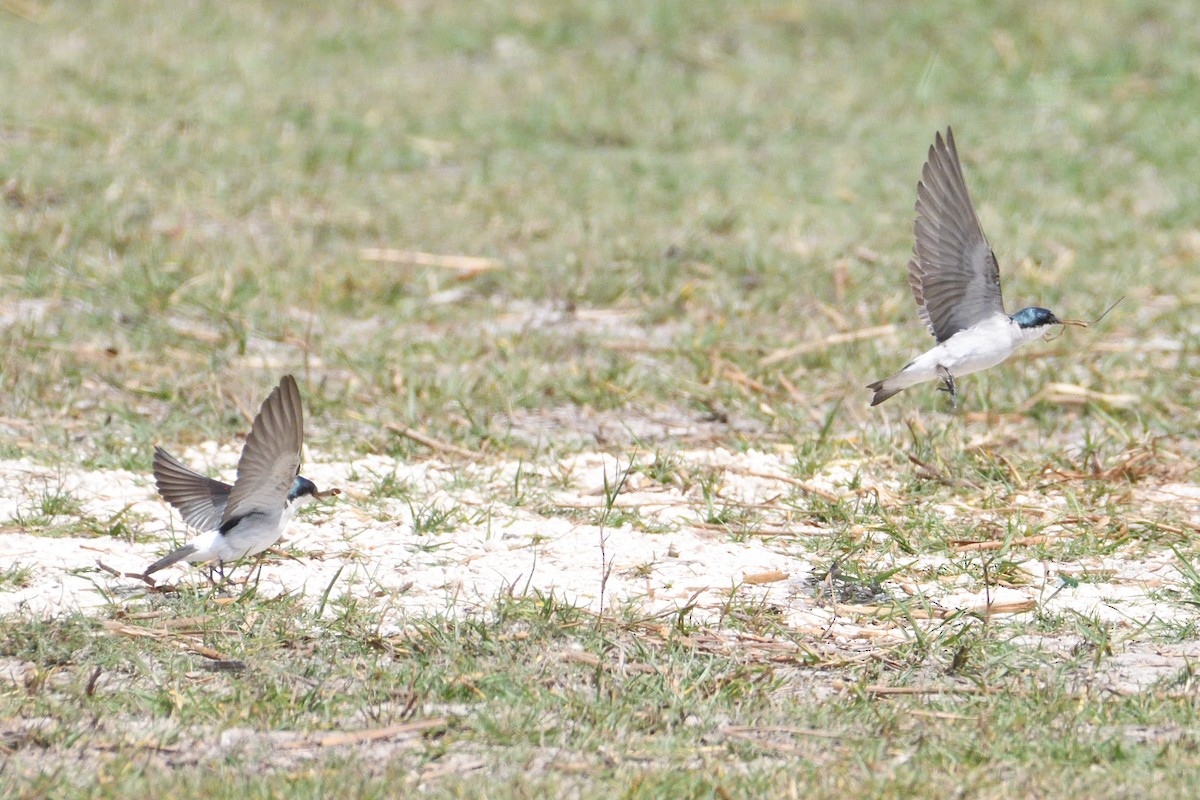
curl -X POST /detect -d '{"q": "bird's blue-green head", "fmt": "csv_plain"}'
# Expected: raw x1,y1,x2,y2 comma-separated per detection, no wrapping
288,475,319,503
1010,307,1061,329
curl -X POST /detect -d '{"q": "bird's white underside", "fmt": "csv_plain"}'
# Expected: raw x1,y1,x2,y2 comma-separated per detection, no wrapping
878,314,1048,393
174,495,314,566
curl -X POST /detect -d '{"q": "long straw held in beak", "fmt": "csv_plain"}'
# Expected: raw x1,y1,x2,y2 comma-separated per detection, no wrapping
1054,295,1124,332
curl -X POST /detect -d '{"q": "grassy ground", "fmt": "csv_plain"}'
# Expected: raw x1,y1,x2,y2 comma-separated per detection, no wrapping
4,0,1200,796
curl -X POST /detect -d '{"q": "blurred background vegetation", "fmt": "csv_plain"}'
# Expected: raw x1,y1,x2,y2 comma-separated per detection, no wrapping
1,0,1198,465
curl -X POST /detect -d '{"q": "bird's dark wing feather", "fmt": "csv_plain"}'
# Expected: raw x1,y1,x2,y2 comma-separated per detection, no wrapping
152,446,231,531
907,128,1006,343
220,375,304,526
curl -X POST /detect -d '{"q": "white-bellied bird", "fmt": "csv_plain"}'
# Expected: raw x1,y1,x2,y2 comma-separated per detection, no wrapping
868,128,1062,406
144,375,336,579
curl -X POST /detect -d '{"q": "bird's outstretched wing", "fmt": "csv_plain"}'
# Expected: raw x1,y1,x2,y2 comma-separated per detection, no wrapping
220,375,304,527
907,128,1006,343
152,446,231,531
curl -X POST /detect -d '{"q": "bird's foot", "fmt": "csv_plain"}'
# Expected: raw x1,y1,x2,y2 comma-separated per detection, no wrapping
936,366,958,410
203,560,229,588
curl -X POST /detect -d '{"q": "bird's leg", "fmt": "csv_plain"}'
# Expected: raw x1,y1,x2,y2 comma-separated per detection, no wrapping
936,365,958,409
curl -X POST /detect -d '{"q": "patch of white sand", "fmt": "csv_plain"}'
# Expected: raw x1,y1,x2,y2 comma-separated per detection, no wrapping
0,447,1195,654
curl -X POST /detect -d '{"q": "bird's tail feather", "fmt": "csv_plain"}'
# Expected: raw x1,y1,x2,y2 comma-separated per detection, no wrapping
867,378,905,406
144,543,200,576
